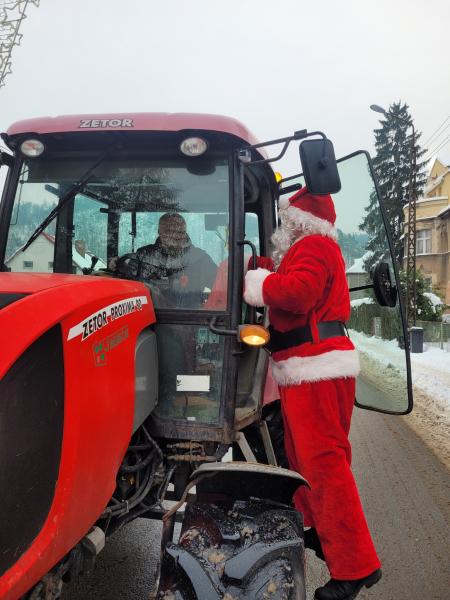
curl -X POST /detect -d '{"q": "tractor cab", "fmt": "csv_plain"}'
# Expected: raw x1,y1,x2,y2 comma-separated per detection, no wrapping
0,114,280,446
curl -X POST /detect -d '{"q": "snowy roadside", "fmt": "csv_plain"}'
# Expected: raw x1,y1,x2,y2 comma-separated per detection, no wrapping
350,330,450,469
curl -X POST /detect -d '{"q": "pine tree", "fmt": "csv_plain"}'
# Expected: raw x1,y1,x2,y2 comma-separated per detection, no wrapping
399,268,445,322
360,101,428,268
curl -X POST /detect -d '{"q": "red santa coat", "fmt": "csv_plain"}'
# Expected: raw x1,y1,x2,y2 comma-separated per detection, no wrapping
244,234,360,386
243,189,381,580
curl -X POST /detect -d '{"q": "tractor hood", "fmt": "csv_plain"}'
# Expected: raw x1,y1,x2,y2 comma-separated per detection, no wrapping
0,272,156,598
0,272,155,378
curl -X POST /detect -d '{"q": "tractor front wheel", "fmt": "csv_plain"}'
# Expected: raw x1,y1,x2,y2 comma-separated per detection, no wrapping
157,499,305,600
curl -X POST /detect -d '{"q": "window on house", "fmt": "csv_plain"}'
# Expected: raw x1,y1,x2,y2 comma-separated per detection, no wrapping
23,260,33,268
417,229,431,254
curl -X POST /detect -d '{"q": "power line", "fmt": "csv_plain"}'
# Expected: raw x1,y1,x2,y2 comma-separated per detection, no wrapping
425,133,450,157
425,124,450,153
423,116,450,146
425,135,450,160
0,0,40,89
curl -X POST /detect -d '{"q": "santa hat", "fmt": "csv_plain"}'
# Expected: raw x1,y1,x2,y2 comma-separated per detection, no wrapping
278,187,337,240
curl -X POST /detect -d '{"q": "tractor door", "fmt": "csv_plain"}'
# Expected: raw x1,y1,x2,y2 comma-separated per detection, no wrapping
234,167,277,428
279,149,413,414
333,151,412,414
290,150,413,415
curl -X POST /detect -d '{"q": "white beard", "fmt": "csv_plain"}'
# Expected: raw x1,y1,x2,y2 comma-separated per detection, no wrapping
271,209,307,267
271,227,295,268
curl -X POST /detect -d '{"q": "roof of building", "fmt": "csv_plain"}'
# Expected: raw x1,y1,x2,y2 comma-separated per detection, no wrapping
437,205,450,219
346,251,373,274
425,166,449,195
5,231,55,263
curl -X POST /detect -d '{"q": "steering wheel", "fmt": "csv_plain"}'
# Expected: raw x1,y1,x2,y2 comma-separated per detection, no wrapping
114,253,142,279
112,253,177,308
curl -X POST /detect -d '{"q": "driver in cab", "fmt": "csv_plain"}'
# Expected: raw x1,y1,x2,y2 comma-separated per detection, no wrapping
134,212,217,308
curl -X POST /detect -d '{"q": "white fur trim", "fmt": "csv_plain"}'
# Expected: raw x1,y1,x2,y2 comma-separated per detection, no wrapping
285,206,337,240
278,196,290,210
271,349,360,386
244,268,271,306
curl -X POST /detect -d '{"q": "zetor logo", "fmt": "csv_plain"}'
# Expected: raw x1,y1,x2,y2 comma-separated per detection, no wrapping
79,118,134,128
67,295,147,342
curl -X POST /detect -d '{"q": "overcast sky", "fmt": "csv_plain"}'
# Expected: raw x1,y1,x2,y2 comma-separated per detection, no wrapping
1,0,449,177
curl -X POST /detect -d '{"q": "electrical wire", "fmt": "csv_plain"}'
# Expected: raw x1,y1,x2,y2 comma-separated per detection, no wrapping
424,135,450,160
423,116,450,147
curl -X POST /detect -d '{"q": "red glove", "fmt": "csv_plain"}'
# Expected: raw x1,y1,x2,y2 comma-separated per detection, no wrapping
247,255,275,272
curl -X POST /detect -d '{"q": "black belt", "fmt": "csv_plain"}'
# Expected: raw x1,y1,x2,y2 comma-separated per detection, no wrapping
267,321,347,353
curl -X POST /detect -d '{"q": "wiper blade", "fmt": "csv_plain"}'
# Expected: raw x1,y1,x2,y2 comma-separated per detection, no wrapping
22,150,113,252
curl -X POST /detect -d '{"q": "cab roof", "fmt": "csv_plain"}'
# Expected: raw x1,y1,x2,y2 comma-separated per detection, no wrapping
6,112,261,146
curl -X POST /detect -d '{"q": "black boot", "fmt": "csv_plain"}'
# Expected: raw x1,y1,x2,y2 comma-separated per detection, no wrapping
304,527,325,561
314,569,382,600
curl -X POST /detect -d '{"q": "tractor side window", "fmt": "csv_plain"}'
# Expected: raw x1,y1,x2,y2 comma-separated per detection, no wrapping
72,194,108,274
111,160,230,311
5,162,58,273
245,212,260,255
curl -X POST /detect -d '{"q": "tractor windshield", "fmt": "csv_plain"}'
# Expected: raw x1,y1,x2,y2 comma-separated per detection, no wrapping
5,155,230,311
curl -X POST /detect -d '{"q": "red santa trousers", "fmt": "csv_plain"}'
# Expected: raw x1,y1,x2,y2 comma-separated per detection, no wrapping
280,377,381,580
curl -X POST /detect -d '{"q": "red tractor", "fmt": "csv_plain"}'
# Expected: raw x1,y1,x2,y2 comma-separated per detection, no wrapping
0,113,412,599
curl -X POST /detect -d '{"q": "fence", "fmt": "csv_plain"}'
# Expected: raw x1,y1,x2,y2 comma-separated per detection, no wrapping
348,303,402,341
348,304,450,352
416,319,450,352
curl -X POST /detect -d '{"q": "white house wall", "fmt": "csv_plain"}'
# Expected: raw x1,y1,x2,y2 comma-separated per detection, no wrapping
7,236,55,273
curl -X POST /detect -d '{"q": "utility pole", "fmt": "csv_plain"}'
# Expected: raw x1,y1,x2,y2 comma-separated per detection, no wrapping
0,0,40,89
405,123,417,327
370,104,417,327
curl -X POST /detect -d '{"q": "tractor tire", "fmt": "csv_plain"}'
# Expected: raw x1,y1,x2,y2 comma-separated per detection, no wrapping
157,499,305,600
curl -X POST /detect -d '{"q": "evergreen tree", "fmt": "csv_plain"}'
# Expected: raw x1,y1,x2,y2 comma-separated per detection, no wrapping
399,268,445,322
360,101,428,268
337,230,369,268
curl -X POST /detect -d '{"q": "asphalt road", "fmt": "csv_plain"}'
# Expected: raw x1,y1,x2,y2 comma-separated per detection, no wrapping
62,382,450,600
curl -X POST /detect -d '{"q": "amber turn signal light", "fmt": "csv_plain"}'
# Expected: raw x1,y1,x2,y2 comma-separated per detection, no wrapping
238,324,270,347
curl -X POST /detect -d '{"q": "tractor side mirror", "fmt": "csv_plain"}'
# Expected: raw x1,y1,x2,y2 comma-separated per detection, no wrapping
372,262,397,307
299,138,341,195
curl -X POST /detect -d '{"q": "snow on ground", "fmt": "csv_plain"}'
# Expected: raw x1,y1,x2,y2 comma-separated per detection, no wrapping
350,330,450,468
350,297,374,308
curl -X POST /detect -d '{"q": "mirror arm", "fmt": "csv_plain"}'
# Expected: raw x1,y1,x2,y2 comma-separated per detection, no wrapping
239,130,327,166
279,183,302,196
349,284,373,292
0,151,14,168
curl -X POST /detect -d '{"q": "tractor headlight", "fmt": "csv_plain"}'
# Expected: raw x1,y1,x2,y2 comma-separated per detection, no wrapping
180,137,208,157
20,139,45,157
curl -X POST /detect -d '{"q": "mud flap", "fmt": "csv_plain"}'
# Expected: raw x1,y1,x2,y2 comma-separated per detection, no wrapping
192,461,309,505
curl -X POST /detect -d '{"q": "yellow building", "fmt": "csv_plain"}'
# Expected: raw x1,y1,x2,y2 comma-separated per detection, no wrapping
403,158,450,308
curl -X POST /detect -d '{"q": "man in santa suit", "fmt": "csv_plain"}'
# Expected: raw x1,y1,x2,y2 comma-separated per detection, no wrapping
244,187,382,600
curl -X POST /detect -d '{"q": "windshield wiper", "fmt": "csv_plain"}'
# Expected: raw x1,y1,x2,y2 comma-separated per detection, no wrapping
22,150,113,252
